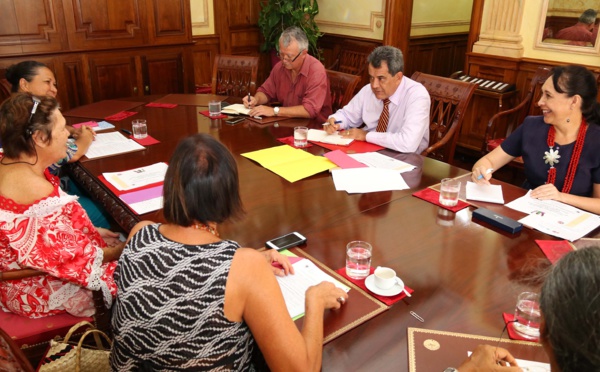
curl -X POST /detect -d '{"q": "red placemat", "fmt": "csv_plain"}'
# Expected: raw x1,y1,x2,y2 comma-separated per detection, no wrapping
535,240,574,264
502,312,539,342
335,267,414,306
145,102,178,108
276,136,314,149
105,111,138,121
412,187,470,212
128,135,160,146
199,110,228,119
310,140,384,154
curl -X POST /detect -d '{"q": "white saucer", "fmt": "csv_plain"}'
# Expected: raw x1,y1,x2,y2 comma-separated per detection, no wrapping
364,274,404,296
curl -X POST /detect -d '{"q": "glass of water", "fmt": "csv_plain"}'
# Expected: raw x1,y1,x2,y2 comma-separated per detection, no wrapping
208,100,221,117
345,241,372,279
513,291,541,340
132,119,148,139
294,126,308,147
439,178,461,207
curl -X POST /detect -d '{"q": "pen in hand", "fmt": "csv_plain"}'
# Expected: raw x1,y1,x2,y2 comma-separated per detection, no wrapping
247,93,252,108
476,168,494,180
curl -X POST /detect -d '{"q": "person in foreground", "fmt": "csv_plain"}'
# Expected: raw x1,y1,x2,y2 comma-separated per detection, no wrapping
242,26,332,122
0,93,124,318
110,134,348,371
472,65,600,214
456,246,600,371
325,45,430,153
6,60,112,228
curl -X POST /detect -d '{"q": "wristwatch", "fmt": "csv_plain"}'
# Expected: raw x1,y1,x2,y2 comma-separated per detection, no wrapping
273,106,280,116
444,368,459,372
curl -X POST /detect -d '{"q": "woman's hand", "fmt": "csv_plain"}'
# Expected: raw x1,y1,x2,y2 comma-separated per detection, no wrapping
96,227,122,247
262,249,295,277
531,183,563,202
101,242,125,263
458,344,521,371
471,165,493,184
305,281,348,310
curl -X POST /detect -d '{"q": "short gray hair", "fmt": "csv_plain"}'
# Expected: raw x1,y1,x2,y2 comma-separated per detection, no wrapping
279,26,309,51
579,9,597,25
367,46,404,75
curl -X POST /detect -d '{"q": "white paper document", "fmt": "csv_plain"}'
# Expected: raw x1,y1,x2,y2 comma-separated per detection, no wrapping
92,120,116,131
85,132,145,159
506,191,600,241
467,352,550,371
465,181,504,204
123,196,163,215
348,152,416,173
307,129,354,146
102,162,168,191
331,167,409,193
276,259,350,319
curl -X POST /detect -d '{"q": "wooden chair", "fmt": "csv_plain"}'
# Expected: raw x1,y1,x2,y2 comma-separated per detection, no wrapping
484,66,553,155
411,71,477,165
0,78,12,104
211,54,259,98
328,40,376,92
326,70,361,112
0,269,111,366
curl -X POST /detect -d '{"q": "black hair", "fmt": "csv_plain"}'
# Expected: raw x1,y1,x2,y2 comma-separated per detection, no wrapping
539,246,600,371
5,61,49,93
551,65,600,125
0,93,59,158
162,134,244,226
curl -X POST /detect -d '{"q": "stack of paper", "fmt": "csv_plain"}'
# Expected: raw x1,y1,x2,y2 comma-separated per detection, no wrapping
465,181,504,204
241,145,336,183
506,191,600,241
331,168,409,193
102,163,168,215
85,132,145,159
307,129,354,146
348,152,416,173
276,257,350,320
73,120,115,132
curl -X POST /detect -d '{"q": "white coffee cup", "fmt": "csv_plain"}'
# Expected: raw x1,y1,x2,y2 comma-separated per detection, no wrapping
374,266,397,290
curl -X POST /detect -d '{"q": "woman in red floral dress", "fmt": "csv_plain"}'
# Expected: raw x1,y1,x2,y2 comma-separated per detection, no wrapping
0,93,124,318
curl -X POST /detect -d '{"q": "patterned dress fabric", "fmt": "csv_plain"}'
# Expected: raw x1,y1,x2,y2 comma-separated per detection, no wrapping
110,224,256,371
0,169,116,318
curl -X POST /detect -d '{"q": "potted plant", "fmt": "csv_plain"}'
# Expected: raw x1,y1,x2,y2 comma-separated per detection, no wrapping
258,0,322,61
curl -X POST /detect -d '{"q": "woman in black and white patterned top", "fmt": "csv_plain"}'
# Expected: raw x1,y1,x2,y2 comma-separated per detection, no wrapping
110,134,348,371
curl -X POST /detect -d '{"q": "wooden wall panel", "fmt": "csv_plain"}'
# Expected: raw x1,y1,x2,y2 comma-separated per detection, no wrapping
89,55,138,100
406,33,468,78
190,36,220,88
146,0,191,44
142,51,184,94
63,0,145,50
0,0,67,55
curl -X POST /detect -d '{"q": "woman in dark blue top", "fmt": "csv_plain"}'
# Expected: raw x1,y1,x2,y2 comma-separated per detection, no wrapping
472,65,600,214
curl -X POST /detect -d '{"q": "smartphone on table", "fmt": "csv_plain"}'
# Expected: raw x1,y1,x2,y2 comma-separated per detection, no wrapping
225,117,245,125
265,232,307,251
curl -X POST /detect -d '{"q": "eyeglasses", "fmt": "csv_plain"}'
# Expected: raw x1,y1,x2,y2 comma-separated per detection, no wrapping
277,50,303,62
28,97,41,124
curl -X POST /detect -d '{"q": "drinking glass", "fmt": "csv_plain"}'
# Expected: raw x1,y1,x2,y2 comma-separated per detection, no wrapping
439,178,461,207
132,119,148,139
513,291,541,340
209,100,221,117
294,126,308,147
345,241,372,279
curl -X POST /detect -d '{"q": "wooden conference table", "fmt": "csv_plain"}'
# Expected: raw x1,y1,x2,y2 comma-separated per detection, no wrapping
64,95,585,371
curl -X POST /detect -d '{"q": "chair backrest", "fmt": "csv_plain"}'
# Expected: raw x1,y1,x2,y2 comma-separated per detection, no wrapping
328,40,376,91
411,71,477,164
211,54,259,98
0,327,34,372
0,78,12,104
483,66,553,153
326,70,361,113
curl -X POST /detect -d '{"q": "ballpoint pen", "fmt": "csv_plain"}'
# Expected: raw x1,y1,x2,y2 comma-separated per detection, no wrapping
322,120,342,127
247,93,252,108
477,168,494,180
121,128,132,135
